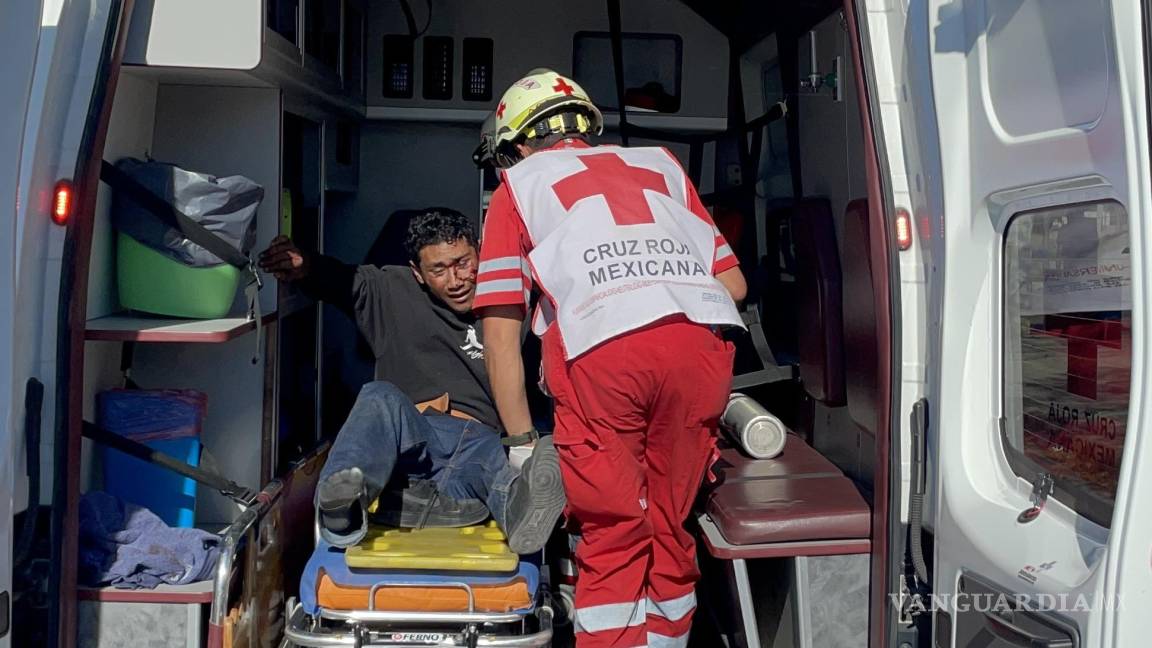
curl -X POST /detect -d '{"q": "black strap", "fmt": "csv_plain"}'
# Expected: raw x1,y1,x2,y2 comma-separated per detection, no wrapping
730,306,794,390
82,421,255,505
502,428,540,447
99,160,252,271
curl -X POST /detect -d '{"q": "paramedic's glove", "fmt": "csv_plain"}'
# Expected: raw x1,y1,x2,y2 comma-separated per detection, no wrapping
504,428,540,471
258,235,310,282
509,445,534,472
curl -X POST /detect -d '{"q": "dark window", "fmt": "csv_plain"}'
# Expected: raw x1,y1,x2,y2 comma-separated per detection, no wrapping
573,32,682,113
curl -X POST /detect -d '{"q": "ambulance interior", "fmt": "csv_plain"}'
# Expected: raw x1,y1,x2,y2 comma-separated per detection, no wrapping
29,0,899,646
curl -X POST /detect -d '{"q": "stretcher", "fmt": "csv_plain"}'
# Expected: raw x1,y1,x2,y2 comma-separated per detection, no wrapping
283,522,554,647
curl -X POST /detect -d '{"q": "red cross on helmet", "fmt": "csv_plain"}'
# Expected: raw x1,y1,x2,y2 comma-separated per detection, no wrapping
487,68,604,167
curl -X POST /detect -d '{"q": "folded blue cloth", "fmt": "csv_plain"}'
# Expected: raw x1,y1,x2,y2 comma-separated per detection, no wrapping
79,491,219,589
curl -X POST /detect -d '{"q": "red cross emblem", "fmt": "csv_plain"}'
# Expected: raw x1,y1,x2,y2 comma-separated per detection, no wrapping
1041,315,1123,400
553,77,575,96
551,153,670,225
496,102,506,119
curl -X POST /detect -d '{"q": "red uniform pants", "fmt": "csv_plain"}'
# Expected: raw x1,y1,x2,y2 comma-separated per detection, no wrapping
542,318,735,648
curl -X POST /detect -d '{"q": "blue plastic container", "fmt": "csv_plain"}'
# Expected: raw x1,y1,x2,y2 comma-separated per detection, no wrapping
97,390,206,528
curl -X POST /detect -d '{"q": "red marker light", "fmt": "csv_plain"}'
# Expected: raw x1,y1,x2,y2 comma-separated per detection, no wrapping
52,181,73,225
895,208,912,250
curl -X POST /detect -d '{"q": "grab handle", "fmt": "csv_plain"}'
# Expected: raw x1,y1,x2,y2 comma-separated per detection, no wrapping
368,581,477,613
982,610,1073,648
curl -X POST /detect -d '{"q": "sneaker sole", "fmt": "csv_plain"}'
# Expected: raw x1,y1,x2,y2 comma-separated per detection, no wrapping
507,437,566,554
317,467,365,511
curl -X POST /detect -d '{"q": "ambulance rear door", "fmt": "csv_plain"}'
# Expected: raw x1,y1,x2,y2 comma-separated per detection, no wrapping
923,0,1152,645
0,1,45,642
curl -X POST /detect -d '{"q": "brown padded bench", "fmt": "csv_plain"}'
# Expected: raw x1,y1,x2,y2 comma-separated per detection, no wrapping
699,435,871,558
697,435,871,648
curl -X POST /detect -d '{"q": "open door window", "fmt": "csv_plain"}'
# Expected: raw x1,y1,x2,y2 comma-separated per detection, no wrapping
1001,202,1131,529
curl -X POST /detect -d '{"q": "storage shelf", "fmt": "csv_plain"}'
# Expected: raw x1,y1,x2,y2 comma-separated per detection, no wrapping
78,579,214,604
86,312,277,343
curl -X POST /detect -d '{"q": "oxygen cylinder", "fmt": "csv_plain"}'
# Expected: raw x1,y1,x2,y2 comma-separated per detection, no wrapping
720,393,787,459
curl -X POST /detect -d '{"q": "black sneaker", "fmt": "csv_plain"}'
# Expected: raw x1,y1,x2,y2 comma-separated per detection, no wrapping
372,479,490,529
317,467,369,546
504,436,566,554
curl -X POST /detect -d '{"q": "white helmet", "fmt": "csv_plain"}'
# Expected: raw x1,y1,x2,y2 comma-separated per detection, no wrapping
484,68,604,168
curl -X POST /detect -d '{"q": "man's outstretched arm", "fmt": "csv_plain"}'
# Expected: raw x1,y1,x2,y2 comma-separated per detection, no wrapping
479,305,534,438
258,235,358,314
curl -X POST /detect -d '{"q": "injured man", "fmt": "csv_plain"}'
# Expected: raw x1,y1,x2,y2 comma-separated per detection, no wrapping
258,208,565,554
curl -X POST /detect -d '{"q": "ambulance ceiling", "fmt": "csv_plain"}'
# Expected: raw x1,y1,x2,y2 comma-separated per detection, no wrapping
679,0,844,51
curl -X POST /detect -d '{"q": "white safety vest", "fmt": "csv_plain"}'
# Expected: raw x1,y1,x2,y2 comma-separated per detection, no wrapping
504,145,745,359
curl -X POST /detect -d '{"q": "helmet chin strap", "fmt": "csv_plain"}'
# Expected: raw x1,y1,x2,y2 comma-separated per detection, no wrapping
494,140,523,169
490,111,592,169
525,112,593,140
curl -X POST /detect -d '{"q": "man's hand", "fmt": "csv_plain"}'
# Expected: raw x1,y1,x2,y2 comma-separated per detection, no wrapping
258,235,310,282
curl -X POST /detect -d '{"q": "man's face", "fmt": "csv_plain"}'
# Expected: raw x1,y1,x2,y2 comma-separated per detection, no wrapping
412,239,479,314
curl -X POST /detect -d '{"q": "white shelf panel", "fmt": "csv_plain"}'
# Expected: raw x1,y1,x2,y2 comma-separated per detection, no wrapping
86,312,276,343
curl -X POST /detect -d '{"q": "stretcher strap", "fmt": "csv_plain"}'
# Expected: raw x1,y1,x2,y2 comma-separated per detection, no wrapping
99,160,253,270
245,276,262,365
82,420,255,505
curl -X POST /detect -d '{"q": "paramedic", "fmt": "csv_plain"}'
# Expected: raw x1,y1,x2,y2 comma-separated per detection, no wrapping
258,208,564,554
474,70,747,648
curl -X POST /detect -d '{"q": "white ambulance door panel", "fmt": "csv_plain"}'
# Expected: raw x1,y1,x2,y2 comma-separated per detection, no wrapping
925,0,1151,646
0,1,46,644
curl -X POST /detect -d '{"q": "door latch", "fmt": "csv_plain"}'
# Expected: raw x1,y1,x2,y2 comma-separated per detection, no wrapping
1017,473,1054,523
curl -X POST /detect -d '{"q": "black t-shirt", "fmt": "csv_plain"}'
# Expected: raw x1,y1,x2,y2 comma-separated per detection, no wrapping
302,255,500,430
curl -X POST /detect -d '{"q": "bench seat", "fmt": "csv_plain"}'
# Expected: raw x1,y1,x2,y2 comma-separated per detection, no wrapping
697,435,871,648
706,476,871,546
702,434,870,549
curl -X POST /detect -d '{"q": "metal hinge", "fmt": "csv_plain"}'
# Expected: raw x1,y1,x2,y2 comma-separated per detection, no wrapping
1031,473,1055,506
895,579,923,624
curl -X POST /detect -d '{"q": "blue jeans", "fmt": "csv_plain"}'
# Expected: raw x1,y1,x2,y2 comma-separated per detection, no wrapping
318,381,516,546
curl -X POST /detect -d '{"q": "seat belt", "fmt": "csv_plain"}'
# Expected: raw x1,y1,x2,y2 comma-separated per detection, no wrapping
100,160,264,361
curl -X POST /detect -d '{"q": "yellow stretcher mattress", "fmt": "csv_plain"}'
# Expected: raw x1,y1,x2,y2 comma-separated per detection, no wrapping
344,522,520,572
316,571,532,613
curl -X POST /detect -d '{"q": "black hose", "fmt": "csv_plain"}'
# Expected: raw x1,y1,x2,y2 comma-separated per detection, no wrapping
398,0,432,37
908,399,930,585
909,491,929,585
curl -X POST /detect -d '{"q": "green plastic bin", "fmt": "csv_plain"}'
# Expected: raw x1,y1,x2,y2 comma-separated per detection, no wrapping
117,233,241,319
